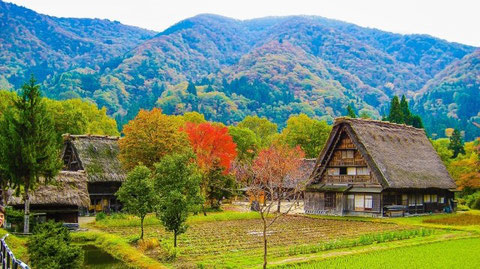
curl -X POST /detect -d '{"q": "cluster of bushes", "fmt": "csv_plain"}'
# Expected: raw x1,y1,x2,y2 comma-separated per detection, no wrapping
28,221,83,269
459,192,480,210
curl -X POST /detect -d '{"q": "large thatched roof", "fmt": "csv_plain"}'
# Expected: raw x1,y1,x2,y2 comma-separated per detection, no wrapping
311,117,457,190
64,134,126,182
8,171,90,207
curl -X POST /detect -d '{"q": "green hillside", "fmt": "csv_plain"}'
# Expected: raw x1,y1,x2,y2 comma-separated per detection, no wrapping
414,50,480,140
0,1,478,137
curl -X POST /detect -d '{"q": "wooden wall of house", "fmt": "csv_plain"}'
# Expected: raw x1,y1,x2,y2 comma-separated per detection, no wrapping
320,132,379,186
304,192,343,215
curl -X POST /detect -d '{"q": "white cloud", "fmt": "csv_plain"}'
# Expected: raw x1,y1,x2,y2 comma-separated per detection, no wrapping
6,0,480,46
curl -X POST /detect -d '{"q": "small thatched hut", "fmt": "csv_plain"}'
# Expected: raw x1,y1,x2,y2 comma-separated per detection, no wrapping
305,117,457,217
8,171,90,224
62,134,126,213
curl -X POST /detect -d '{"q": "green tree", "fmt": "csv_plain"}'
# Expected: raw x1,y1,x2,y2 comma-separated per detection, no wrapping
181,111,206,124
28,221,83,269
281,114,331,158
238,116,278,148
153,152,203,247
410,115,424,128
0,77,62,233
388,95,404,124
228,126,258,161
205,163,236,209
449,128,466,158
116,165,156,240
400,95,411,124
346,104,356,118
186,81,197,96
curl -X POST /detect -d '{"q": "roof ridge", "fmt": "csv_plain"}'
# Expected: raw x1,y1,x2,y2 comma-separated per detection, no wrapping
334,117,424,132
62,134,120,140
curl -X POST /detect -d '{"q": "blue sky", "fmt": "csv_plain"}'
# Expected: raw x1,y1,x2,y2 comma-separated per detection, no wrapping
6,0,480,46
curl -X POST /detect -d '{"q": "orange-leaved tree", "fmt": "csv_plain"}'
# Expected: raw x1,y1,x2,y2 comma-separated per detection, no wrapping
183,122,237,213
456,138,480,192
235,143,306,269
119,108,189,170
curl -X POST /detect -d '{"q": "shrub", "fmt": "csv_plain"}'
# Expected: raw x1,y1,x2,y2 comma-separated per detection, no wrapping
28,221,84,269
95,212,107,221
470,197,480,210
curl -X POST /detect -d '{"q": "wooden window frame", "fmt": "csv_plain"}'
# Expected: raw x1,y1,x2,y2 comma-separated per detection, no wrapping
325,192,336,209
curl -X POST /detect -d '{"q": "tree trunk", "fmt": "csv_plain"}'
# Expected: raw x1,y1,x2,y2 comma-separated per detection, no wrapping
174,231,177,248
202,204,207,216
277,198,281,213
140,216,144,240
23,190,30,234
1,182,7,228
262,212,268,269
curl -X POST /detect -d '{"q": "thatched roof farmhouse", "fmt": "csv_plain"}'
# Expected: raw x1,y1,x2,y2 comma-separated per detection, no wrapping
305,117,457,217
8,171,90,224
62,134,126,213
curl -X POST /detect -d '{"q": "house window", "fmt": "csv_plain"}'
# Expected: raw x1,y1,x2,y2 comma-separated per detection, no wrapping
347,194,355,211
431,194,437,203
341,150,354,159
416,194,423,205
355,194,365,211
402,194,408,206
325,192,336,208
424,194,431,203
328,168,340,175
365,195,373,209
347,167,356,175
408,194,416,206
439,197,445,203
339,167,347,175
357,167,370,175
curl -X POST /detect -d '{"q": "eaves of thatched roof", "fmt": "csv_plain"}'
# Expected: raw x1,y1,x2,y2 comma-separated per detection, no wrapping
311,117,457,190
8,171,90,207
64,134,126,183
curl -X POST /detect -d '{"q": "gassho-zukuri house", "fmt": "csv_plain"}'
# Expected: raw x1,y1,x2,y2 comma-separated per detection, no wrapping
8,134,126,225
304,117,457,217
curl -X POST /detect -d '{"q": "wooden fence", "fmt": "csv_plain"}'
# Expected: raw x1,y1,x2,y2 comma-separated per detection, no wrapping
0,234,29,269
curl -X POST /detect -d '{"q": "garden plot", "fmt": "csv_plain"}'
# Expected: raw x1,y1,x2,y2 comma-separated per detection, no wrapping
98,214,411,267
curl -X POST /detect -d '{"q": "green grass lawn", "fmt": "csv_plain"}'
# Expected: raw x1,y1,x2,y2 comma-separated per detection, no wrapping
283,237,480,268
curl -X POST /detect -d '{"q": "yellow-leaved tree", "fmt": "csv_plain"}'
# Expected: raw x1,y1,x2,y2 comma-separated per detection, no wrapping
119,108,189,170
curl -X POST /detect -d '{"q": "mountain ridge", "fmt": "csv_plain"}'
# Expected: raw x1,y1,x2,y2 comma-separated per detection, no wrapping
0,1,478,138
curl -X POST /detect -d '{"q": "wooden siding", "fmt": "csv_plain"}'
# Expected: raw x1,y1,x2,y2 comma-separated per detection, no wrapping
319,132,378,185
304,192,343,215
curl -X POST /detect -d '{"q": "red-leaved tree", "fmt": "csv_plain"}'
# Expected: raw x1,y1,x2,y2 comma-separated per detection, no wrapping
235,143,306,269
183,122,237,213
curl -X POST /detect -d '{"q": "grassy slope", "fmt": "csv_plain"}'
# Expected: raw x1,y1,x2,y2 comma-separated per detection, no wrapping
72,231,167,269
0,229,29,263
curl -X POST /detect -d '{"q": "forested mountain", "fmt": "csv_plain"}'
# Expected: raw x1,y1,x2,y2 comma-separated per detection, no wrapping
414,50,480,140
0,1,478,138
0,0,155,88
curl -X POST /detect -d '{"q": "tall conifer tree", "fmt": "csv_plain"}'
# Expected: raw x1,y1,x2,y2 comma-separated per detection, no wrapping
448,128,466,158
346,104,356,118
400,95,411,125
388,96,404,124
0,76,61,233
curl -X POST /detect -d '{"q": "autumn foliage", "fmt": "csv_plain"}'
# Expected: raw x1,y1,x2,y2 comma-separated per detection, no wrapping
252,144,305,188
456,138,480,191
183,122,237,173
119,108,189,170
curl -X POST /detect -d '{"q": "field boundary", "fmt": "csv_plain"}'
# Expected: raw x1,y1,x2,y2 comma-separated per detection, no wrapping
72,230,168,269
